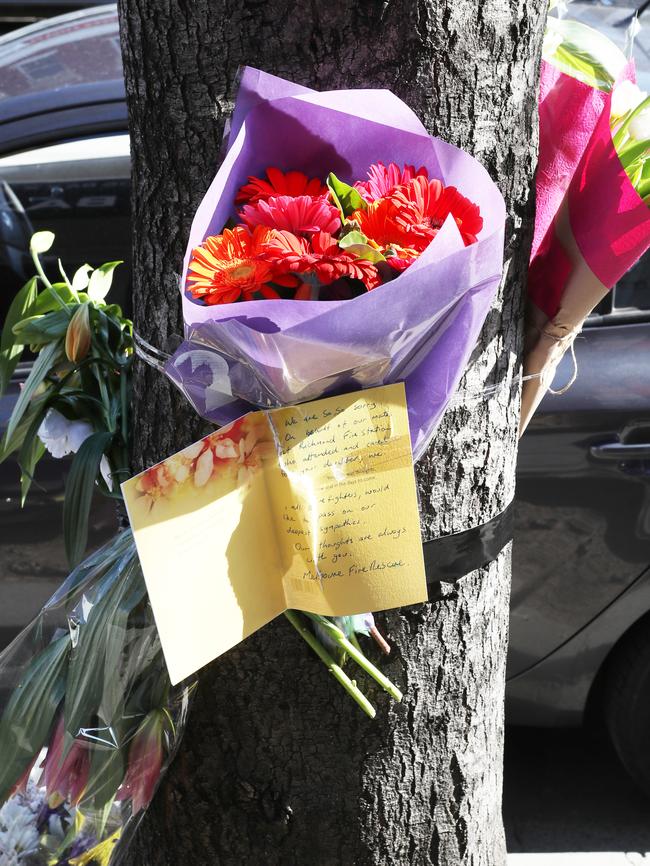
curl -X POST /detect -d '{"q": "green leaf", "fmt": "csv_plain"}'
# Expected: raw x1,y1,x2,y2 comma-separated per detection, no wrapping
30,230,55,254
12,308,71,346
0,393,49,463
342,244,386,263
64,430,113,566
19,434,45,505
64,551,147,741
17,396,55,503
30,282,81,316
87,261,123,302
636,177,650,200
0,635,70,804
338,230,368,248
5,340,62,445
80,741,125,813
616,139,650,174
326,173,367,219
339,232,386,263
0,277,38,396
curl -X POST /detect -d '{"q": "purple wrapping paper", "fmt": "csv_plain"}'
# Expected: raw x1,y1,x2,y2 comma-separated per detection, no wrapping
165,68,506,460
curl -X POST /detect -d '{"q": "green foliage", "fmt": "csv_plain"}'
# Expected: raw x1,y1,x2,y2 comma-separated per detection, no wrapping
0,393,48,463
1,232,133,564
327,172,367,218
64,551,147,741
5,339,62,444
64,431,114,566
339,231,387,263
0,277,38,395
0,635,70,803
12,308,71,346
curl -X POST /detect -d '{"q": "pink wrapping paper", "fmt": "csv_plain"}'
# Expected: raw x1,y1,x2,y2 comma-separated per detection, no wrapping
529,63,649,319
532,59,609,260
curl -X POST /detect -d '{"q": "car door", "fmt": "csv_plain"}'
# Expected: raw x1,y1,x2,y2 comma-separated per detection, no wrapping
0,133,130,650
509,257,650,677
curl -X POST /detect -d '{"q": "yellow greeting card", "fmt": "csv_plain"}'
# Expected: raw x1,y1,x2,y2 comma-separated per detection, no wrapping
122,383,427,684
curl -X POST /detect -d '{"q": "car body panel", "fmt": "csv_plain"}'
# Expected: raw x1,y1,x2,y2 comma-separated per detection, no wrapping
510,320,650,678
506,566,650,726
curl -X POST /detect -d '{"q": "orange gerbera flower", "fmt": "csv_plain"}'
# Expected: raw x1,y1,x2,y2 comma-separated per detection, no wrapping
235,167,328,204
186,225,296,305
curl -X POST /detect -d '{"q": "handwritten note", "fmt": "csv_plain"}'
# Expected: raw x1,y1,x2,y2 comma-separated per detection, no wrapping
122,383,427,684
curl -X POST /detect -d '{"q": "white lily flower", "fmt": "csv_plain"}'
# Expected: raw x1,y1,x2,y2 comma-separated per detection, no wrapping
38,408,92,459
38,407,114,490
611,80,646,121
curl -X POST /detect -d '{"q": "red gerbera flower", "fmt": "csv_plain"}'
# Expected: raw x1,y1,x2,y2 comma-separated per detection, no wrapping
392,175,483,247
264,230,381,291
235,167,328,204
354,161,429,202
240,194,341,235
186,225,297,305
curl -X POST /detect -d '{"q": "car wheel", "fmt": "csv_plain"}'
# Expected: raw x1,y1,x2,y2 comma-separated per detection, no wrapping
602,616,650,797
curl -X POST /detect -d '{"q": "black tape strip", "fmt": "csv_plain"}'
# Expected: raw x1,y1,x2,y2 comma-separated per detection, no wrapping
423,501,514,586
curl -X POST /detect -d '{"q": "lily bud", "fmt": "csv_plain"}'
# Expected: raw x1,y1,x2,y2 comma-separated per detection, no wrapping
40,715,91,806
65,303,91,363
116,709,165,814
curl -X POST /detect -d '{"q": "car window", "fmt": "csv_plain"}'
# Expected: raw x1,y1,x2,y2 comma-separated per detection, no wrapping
0,8,121,99
0,133,131,328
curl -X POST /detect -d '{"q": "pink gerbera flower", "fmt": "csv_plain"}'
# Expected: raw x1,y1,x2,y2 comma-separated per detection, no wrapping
354,162,429,202
240,195,341,236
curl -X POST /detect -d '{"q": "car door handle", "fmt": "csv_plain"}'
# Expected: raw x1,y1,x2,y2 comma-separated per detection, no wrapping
590,442,650,461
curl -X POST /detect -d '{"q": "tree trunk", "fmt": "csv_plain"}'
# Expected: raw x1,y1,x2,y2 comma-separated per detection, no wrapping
118,2,545,863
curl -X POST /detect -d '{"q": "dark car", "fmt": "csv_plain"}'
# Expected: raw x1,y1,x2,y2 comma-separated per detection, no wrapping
1,3,650,791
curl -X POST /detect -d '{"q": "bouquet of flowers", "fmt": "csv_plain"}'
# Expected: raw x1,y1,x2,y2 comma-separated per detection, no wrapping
522,4,650,430
0,531,194,866
0,231,131,564
164,67,506,461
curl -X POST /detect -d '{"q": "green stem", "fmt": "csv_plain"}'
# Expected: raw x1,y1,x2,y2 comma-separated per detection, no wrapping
305,613,403,702
31,249,69,314
284,611,376,718
94,368,112,431
637,177,650,199
120,364,128,446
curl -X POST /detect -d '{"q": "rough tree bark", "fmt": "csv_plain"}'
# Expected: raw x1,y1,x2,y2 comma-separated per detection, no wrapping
117,2,545,863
